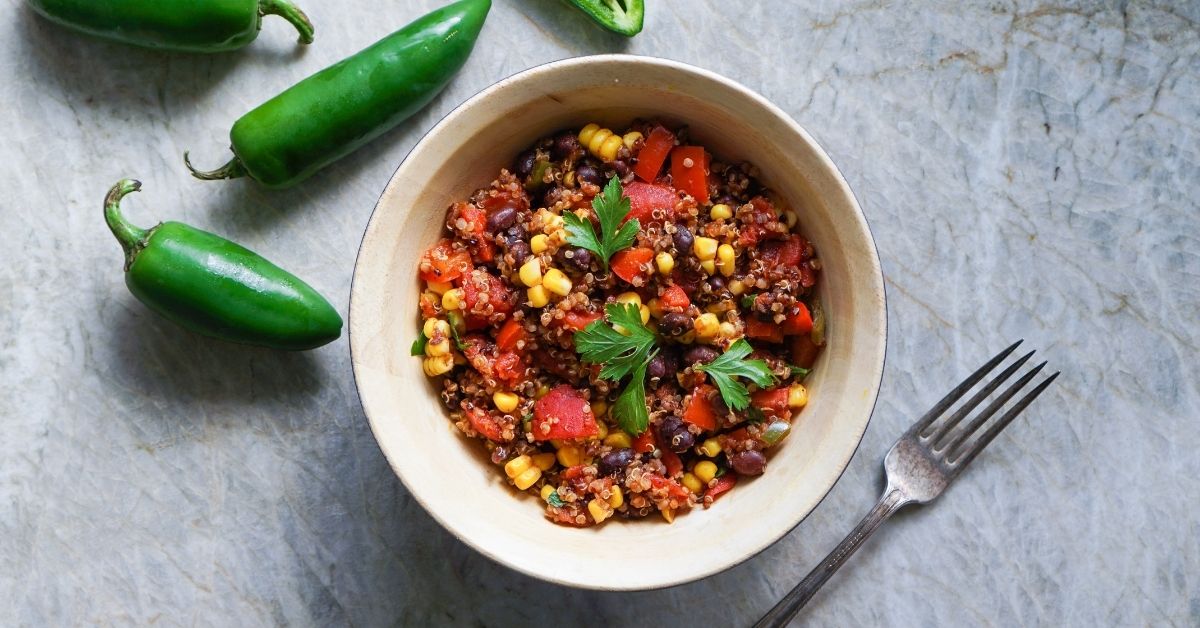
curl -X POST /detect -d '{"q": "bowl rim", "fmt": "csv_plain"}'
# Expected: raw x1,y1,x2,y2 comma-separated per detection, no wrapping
349,53,888,591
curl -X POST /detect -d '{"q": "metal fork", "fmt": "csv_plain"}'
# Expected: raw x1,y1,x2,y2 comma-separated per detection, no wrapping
754,341,1059,627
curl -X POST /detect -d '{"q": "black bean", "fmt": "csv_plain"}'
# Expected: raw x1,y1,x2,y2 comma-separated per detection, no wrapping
730,450,767,476
513,150,537,178
486,203,518,233
657,416,694,453
575,160,605,186
646,351,678,384
707,275,727,294
542,186,561,210
672,225,694,254
612,159,631,178
599,448,634,477
565,247,592,271
658,312,692,337
683,345,720,366
509,241,531,266
552,132,581,161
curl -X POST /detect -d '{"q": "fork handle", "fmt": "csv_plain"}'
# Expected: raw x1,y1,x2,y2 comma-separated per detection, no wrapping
754,487,910,627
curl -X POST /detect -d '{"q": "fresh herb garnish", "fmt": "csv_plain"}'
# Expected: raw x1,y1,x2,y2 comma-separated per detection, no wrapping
574,302,656,435
563,177,639,271
695,339,776,411
546,491,565,507
746,407,766,424
445,311,469,351
410,334,427,356
740,294,756,309
789,364,811,379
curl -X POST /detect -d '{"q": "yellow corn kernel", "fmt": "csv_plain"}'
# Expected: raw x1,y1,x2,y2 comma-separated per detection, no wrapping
694,313,720,339
427,280,452,295
519,258,543,287
423,318,448,339
493,391,519,414
718,322,737,339
694,461,718,484
422,355,454,377
700,438,722,457
542,268,573,296
693,236,718,260
599,134,623,162
594,420,609,440
540,484,557,503
578,123,601,145
609,485,625,508
550,439,565,449
535,384,551,399
604,432,633,449
655,251,675,275
587,127,614,157
543,213,564,233
616,291,642,307
504,455,533,478
591,400,608,418
527,285,550,308
785,210,798,229
660,508,675,524
678,330,696,344
622,131,643,149
530,234,549,254
532,452,557,471
788,384,809,408
729,279,747,296
556,444,586,467
647,298,664,319
699,259,716,275
681,473,704,494
514,467,542,491
710,203,733,220
441,288,464,311
717,244,736,276
588,499,612,524
425,338,450,357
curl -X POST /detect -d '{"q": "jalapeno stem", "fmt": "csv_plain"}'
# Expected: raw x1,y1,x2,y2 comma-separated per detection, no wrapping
104,179,151,271
184,152,248,182
259,0,315,45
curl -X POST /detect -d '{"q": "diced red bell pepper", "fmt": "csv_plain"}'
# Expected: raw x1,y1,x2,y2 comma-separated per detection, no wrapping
462,271,516,324
745,317,785,343
494,351,524,384
531,385,598,441
682,385,720,431
751,387,790,418
660,284,690,310
706,473,738,502
760,236,802,269
419,239,472,283
632,430,657,453
791,334,821,368
623,181,677,225
611,247,655,284
559,310,603,332
458,203,488,235
649,475,692,501
781,302,813,336
466,408,505,442
670,146,709,204
495,318,526,351
634,126,675,182
738,197,779,247
661,448,683,477
474,239,495,263
562,465,586,480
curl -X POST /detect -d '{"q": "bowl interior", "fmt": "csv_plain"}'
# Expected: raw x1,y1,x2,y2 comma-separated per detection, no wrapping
350,56,886,590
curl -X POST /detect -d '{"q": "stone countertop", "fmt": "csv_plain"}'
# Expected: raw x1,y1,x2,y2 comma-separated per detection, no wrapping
2,0,1197,625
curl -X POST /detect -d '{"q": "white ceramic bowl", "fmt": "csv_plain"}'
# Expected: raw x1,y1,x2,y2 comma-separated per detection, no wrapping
350,55,886,591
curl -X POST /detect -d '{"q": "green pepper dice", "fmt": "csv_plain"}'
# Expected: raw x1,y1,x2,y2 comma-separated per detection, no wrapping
187,0,490,189
104,180,342,351
27,0,314,52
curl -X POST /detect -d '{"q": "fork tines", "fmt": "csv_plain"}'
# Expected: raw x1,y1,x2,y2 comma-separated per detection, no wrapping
910,340,1060,465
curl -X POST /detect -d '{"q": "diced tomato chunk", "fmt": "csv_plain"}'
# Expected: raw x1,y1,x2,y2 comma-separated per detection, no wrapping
458,203,488,235
682,385,719,431
611,247,654,284
791,334,821,368
745,317,785,343
462,270,516,326
493,351,523,384
661,448,683,477
623,182,677,225
751,387,790,418
649,475,692,501
633,126,675,182
559,310,603,332
466,407,505,442
781,302,813,335
531,385,598,441
660,284,690,310
495,318,526,351
670,146,709,204
632,430,657,453
419,239,472,283
706,473,738,501
738,197,779,247
562,465,586,480
760,237,802,269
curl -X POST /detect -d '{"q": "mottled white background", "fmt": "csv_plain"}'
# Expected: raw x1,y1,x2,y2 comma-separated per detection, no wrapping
1,0,1197,625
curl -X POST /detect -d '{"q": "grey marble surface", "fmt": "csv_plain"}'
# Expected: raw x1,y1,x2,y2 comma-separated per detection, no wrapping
2,0,1197,625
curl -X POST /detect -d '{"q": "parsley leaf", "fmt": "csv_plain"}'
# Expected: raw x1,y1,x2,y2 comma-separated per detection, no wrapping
445,311,469,351
574,302,657,435
410,334,427,356
547,491,565,507
564,177,640,271
695,339,776,411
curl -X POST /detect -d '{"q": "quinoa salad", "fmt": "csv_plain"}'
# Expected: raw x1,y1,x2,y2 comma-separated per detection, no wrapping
413,121,826,527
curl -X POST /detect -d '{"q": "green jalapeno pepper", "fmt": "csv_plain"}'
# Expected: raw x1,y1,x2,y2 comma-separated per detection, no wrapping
26,0,314,52
104,180,342,350
564,0,643,37
186,0,490,189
